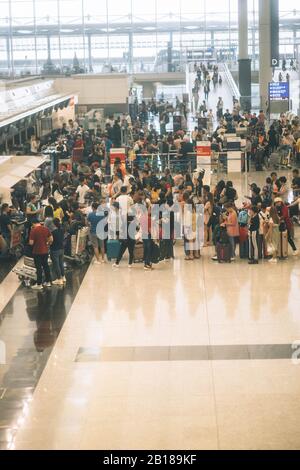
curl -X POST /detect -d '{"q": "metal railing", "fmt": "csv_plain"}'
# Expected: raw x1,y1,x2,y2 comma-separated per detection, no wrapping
223,63,241,101
131,151,248,179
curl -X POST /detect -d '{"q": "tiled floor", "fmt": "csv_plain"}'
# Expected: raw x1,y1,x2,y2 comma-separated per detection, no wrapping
0,264,89,450
6,180,299,449
187,68,234,118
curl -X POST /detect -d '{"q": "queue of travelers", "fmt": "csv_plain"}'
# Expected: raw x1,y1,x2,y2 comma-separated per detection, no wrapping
1,81,300,287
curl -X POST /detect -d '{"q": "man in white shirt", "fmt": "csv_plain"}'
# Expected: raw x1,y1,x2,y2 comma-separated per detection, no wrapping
115,186,134,240
76,178,90,207
116,186,134,216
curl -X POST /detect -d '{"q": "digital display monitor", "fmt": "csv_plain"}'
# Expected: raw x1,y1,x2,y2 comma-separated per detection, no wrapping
269,82,289,101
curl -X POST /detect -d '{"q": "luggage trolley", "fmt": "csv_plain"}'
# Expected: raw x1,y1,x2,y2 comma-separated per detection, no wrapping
13,253,52,287
64,226,92,266
9,216,27,258
13,255,39,287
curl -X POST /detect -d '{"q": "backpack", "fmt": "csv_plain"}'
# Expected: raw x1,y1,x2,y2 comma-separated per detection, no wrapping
238,209,248,226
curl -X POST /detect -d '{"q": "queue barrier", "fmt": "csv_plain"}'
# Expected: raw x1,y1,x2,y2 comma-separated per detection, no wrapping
131,151,248,178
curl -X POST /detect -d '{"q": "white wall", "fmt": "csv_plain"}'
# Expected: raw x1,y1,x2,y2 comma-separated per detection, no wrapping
54,74,130,106
52,105,75,129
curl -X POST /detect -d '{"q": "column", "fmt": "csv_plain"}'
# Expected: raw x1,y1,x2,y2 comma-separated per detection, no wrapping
238,0,252,111
88,34,93,72
6,37,11,76
258,0,274,111
293,29,297,59
251,26,256,65
167,39,173,72
47,35,51,61
8,0,14,78
128,32,133,74
210,31,215,50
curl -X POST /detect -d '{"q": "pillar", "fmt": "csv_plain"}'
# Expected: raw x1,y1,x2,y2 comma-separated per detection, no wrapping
128,32,133,74
210,31,215,49
251,26,256,65
293,29,297,59
47,35,51,61
88,34,93,72
6,37,11,76
167,40,173,72
259,0,278,112
238,0,252,112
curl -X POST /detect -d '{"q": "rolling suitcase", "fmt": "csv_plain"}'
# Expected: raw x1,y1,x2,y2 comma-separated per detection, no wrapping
216,243,231,263
133,242,144,263
278,231,288,259
106,239,121,261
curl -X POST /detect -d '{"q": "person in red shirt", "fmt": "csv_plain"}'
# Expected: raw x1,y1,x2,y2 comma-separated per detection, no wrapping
29,219,53,290
274,198,298,256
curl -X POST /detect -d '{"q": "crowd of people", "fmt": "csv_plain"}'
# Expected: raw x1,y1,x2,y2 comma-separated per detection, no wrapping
1,69,300,286
192,62,222,116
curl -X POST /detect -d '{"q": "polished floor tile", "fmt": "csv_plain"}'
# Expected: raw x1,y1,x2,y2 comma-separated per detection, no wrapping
0,264,89,449
0,189,299,450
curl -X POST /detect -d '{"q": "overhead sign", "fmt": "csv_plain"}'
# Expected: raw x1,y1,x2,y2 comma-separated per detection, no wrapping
269,82,289,101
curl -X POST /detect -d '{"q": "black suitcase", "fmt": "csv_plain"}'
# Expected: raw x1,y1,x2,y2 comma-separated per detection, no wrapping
133,242,144,263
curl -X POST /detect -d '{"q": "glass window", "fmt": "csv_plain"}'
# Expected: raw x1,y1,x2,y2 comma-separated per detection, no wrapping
91,36,108,60
158,0,180,22
108,0,132,23
59,0,82,24
36,37,48,61
279,0,300,19
35,0,58,25
10,0,34,26
83,0,106,23
132,0,156,22
0,38,7,65
0,1,10,27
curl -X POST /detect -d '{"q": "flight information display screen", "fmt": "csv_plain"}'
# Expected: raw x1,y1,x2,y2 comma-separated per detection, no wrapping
269,82,289,101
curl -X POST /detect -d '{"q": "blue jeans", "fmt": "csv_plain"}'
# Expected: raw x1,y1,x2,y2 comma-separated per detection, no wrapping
143,238,152,266
228,236,236,258
50,249,65,279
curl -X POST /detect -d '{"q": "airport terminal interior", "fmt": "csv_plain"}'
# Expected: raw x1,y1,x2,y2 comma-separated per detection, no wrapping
1,0,300,451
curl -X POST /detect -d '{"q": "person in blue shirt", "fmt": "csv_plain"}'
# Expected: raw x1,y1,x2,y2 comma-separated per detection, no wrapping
87,200,108,264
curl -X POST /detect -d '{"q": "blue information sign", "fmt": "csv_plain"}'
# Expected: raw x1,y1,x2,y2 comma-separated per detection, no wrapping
269,82,289,101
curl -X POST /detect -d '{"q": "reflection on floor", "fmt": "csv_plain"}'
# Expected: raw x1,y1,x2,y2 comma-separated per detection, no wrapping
1,170,300,450
0,265,88,450
9,171,300,450
0,259,17,284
